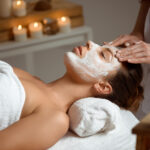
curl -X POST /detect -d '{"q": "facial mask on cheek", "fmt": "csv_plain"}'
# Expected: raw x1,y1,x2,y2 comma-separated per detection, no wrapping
80,51,108,77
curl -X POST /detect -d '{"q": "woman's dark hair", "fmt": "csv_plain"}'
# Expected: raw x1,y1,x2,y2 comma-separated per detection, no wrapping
97,62,144,112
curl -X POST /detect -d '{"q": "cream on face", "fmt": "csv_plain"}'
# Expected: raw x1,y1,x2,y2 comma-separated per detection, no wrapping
64,41,121,82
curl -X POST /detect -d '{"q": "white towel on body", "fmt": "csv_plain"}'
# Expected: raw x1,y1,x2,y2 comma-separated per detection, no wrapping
0,61,25,130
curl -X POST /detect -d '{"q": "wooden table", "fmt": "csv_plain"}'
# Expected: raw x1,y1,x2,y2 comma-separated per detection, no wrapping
0,26,93,74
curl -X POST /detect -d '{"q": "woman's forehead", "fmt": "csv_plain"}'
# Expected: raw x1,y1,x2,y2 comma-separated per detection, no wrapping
90,42,119,55
87,41,121,67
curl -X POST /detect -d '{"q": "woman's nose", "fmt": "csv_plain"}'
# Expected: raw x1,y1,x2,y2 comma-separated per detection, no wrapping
86,41,92,50
77,46,88,58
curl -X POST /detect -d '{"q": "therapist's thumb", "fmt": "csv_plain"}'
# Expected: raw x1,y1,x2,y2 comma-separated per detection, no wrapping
109,35,131,47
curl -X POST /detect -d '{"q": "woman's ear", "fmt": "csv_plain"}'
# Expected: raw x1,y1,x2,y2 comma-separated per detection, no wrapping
93,81,112,95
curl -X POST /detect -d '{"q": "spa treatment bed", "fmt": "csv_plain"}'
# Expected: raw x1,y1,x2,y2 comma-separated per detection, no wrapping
48,98,138,150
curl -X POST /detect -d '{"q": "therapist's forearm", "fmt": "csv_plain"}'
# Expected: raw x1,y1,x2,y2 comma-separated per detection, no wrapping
132,1,150,36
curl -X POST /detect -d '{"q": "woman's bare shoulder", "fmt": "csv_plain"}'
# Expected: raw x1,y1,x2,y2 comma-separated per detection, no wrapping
34,103,69,130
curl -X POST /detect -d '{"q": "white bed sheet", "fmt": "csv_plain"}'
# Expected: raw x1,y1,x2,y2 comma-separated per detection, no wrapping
48,110,139,150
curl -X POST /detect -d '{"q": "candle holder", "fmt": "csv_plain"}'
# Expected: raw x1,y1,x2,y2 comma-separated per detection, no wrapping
13,25,27,42
12,0,27,17
29,22,43,38
57,16,71,33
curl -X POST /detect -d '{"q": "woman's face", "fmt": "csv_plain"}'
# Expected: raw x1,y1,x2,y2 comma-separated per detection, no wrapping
64,41,121,82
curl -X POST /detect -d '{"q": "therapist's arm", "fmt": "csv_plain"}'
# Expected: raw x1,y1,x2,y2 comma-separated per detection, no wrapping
132,0,150,38
113,1,150,64
109,1,150,47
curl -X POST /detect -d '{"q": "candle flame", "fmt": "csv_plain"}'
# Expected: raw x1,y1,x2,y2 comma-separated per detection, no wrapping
16,0,22,6
34,22,38,28
18,25,22,30
61,17,67,22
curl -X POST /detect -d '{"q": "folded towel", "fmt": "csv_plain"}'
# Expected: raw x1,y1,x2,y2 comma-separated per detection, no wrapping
0,61,25,130
68,97,130,137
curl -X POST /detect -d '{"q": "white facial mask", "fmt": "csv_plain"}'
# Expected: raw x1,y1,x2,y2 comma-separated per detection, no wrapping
64,41,121,82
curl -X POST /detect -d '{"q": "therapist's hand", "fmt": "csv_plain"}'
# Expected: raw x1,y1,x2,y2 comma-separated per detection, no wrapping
106,33,143,47
116,41,150,64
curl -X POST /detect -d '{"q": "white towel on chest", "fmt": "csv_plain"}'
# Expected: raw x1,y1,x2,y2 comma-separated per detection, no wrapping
0,61,25,130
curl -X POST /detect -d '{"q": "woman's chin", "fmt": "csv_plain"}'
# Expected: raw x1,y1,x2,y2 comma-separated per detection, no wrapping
64,52,78,70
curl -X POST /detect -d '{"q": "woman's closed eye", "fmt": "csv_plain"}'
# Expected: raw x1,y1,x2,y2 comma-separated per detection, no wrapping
99,48,113,62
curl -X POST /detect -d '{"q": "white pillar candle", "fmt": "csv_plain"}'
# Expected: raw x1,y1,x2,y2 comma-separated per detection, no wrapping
29,22,43,38
13,25,27,42
0,0,12,18
13,0,26,17
57,16,71,33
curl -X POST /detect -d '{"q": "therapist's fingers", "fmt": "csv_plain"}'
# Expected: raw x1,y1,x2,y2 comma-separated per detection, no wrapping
109,35,132,47
115,41,150,64
118,52,148,62
103,36,126,46
109,34,141,47
128,57,150,64
116,44,143,57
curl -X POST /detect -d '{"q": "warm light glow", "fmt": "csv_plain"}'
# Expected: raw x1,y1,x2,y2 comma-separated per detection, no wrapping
34,22,39,28
18,25,22,30
57,16,71,33
16,0,22,6
61,17,67,22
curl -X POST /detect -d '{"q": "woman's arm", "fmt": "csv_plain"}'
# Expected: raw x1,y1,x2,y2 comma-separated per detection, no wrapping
0,108,69,150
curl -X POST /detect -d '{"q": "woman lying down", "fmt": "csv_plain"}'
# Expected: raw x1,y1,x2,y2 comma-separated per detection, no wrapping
0,41,143,150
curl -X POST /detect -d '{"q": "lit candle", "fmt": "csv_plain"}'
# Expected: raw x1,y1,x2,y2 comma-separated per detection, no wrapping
13,25,27,42
57,16,71,33
29,22,43,38
12,0,26,17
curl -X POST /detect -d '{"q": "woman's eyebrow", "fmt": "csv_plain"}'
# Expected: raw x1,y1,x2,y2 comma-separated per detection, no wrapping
103,48,114,62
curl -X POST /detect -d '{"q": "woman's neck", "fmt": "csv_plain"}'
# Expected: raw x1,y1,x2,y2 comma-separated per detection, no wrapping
47,73,93,112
